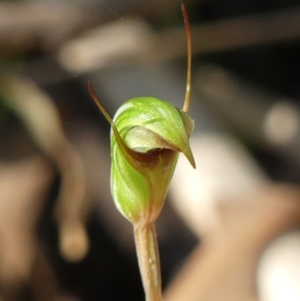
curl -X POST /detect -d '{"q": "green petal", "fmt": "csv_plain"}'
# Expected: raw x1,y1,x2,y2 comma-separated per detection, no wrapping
111,143,149,223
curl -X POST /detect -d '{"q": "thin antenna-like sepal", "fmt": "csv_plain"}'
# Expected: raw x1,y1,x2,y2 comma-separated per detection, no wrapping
181,3,192,113
88,81,136,164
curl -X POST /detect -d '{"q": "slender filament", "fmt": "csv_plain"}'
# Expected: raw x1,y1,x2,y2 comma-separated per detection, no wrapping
88,81,114,125
181,3,192,113
88,81,148,169
88,81,125,148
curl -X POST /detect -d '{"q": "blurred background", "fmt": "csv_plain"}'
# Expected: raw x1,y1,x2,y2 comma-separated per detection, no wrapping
1,0,300,300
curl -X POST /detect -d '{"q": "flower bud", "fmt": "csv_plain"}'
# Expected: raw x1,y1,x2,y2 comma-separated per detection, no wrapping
111,96,195,226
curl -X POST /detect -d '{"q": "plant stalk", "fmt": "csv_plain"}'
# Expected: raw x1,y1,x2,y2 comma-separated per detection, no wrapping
134,223,163,301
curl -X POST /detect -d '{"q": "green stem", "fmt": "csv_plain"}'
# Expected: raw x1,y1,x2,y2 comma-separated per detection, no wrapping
134,223,163,301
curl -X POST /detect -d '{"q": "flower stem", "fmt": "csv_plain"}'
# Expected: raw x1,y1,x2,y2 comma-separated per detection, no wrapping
134,223,163,301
